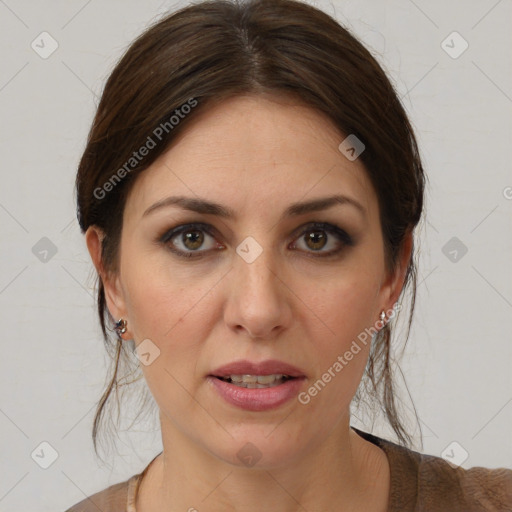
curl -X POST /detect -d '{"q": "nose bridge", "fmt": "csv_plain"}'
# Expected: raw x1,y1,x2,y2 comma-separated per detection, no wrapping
225,232,290,338
234,233,279,292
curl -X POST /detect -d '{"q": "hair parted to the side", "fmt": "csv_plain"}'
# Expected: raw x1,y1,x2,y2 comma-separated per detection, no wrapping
75,0,425,461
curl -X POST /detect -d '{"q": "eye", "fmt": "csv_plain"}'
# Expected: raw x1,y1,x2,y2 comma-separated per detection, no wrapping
291,222,353,257
160,223,223,258
159,221,353,259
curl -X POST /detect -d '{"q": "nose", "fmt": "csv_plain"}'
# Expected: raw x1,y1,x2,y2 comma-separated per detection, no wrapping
223,243,292,340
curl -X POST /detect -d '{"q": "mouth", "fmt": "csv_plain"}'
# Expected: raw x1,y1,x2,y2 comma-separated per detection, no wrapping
209,359,306,383
214,374,297,388
207,359,306,411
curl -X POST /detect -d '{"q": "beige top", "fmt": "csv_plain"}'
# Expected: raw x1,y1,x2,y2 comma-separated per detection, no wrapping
65,427,512,511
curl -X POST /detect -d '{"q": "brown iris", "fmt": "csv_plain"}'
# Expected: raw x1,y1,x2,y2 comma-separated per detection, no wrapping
305,230,327,251
182,230,204,250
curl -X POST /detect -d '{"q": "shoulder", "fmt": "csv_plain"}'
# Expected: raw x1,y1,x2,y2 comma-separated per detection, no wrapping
353,428,512,512
64,474,139,512
415,452,512,511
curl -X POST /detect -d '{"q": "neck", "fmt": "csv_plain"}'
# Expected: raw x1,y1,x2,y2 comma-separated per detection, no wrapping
137,414,390,512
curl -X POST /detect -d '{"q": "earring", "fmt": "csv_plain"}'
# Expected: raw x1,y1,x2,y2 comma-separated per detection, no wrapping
379,310,386,324
114,318,127,337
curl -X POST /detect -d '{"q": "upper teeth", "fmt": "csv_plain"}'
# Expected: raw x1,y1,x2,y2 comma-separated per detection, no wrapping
224,374,289,384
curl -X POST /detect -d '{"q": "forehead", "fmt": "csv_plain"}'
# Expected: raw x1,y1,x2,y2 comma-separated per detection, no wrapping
124,94,378,224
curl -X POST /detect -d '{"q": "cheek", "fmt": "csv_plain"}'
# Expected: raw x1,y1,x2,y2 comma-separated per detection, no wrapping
119,250,230,391
292,267,381,413
301,267,381,352
120,257,222,413
120,243,217,340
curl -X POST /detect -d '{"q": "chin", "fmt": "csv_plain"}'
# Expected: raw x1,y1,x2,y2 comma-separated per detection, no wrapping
203,425,310,470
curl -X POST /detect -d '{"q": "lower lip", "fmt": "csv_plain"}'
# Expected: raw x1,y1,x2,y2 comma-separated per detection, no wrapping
207,376,305,411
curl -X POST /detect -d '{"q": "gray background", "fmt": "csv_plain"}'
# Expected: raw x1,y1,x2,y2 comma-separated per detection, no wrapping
0,0,511,510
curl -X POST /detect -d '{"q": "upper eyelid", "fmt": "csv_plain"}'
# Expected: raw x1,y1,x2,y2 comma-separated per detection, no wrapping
161,221,350,248
162,221,342,237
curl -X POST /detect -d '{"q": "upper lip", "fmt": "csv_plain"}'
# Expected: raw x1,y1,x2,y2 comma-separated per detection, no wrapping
210,359,306,378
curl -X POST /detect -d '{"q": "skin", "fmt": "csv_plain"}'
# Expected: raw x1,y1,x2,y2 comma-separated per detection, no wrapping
86,93,412,512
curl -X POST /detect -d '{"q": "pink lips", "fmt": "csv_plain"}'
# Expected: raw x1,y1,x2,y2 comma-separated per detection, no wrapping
207,359,306,412
210,359,306,378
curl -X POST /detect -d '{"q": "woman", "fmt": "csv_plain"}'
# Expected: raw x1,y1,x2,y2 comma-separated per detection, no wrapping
66,0,512,510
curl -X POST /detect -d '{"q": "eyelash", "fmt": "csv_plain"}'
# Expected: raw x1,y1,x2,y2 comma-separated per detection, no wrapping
158,221,354,259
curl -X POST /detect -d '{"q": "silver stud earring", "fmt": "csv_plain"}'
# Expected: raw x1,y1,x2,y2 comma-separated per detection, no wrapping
114,318,127,337
379,310,386,324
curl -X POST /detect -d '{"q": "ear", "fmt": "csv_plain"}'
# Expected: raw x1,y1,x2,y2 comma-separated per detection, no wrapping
85,226,128,329
379,230,413,313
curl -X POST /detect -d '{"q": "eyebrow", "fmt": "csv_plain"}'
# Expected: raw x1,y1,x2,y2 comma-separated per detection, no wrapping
142,194,366,220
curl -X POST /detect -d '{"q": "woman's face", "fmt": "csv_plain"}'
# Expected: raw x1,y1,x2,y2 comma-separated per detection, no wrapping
92,94,405,468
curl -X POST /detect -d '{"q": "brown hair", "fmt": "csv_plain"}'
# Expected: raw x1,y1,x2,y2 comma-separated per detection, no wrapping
75,0,425,458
